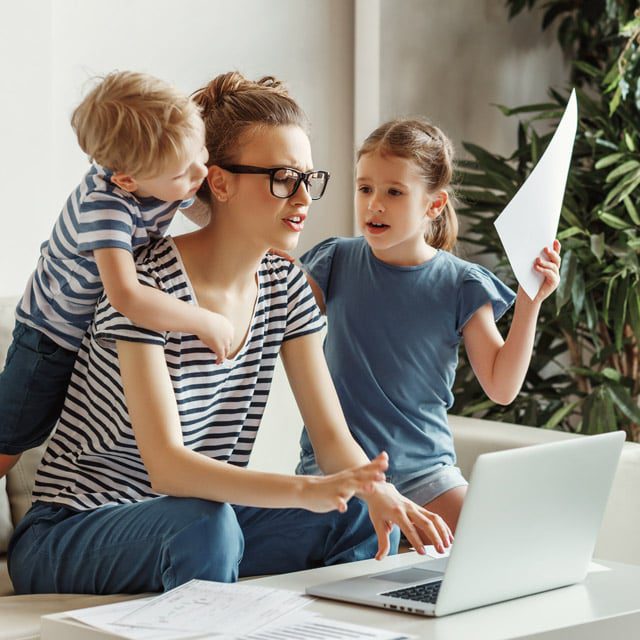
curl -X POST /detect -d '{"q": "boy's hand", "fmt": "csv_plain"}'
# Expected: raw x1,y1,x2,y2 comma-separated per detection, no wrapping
302,452,388,513
532,239,561,304
196,310,235,364
267,248,296,263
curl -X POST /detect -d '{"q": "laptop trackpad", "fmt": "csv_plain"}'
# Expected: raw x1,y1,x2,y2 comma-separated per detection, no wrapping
371,568,444,584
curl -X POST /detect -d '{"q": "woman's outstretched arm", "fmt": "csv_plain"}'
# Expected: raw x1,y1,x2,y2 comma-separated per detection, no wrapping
280,331,452,558
116,339,385,512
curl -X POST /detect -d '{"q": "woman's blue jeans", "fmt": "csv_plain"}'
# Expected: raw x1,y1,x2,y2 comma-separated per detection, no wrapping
8,496,395,594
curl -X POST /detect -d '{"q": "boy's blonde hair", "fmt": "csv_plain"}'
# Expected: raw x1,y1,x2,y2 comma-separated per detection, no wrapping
357,118,459,251
71,71,203,178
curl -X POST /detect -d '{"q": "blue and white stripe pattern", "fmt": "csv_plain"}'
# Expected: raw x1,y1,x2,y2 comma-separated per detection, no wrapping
31,238,324,511
16,163,185,351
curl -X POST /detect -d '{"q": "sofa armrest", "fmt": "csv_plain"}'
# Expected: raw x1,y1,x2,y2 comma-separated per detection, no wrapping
449,414,581,478
449,414,640,566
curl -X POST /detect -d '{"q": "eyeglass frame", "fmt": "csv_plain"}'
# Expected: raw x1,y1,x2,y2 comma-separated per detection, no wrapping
220,164,330,200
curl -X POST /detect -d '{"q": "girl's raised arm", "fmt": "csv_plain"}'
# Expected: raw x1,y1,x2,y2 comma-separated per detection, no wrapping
463,241,562,405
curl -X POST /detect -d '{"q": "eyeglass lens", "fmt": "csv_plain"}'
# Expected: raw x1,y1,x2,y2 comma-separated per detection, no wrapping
272,168,327,200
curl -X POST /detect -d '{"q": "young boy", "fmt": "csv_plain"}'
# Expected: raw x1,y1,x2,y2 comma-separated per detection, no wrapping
0,71,233,477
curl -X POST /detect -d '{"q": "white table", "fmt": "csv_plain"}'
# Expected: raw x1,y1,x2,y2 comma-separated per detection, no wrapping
251,552,640,640
41,552,640,640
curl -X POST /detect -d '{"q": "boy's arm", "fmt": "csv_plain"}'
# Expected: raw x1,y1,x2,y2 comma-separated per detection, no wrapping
94,247,233,362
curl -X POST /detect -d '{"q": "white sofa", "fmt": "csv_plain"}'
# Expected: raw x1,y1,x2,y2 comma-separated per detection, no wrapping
1,294,640,640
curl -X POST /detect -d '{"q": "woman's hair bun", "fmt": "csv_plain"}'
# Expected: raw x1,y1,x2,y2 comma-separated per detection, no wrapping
256,76,286,92
191,70,308,192
191,71,246,109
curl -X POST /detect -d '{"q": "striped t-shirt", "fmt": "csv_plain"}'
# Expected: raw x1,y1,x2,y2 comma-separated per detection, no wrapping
31,237,324,511
16,163,191,351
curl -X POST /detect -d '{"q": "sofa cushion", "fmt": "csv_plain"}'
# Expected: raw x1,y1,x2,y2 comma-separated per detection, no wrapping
6,444,47,527
0,479,11,555
0,297,17,554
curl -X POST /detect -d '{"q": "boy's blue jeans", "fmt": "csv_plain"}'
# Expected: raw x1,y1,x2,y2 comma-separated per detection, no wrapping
0,321,76,454
9,496,397,594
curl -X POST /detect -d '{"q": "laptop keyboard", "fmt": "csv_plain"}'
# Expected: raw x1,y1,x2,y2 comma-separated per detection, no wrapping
382,580,443,604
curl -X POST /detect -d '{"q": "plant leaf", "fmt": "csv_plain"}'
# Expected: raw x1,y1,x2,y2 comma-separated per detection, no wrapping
543,400,580,429
598,211,631,230
590,233,605,261
594,152,625,170
493,102,560,117
605,160,640,183
607,384,640,423
623,196,640,225
556,249,577,311
628,284,640,341
462,143,520,182
612,278,629,350
571,269,585,317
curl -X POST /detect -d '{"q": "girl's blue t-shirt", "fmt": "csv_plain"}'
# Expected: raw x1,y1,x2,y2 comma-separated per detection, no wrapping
299,236,516,477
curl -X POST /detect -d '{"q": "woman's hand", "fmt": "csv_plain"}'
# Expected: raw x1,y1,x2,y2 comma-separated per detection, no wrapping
302,452,388,514
363,481,453,561
532,239,561,304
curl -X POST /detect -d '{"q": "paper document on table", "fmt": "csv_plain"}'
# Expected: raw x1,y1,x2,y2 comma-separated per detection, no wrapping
494,89,578,300
114,579,311,636
243,611,412,640
64,597,202,639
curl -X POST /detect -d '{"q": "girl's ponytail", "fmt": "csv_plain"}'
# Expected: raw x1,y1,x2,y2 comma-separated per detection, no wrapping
426,199,458,252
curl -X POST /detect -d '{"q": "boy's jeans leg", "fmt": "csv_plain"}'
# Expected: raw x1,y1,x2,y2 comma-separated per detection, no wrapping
9,497,245,594
0,321,76,454
235,498,399,577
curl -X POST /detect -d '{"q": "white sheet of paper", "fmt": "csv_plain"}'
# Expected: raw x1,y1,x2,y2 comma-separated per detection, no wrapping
494,90,577,300
64,598,203,639
243,611,411,640
114,580,311,636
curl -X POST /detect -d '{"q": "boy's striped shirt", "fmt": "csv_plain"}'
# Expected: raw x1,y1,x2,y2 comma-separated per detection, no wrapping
31,238,323,510
16,163,189,351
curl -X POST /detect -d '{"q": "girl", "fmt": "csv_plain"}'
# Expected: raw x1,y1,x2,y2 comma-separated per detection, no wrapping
8,77,452,595
297,117,561,532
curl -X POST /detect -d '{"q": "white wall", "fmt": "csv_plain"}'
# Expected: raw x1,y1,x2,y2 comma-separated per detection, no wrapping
0,0,355,298
0,0,54,299
378,0,567,157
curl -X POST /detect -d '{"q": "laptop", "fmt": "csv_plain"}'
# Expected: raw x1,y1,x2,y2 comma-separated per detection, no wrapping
308,431,625,617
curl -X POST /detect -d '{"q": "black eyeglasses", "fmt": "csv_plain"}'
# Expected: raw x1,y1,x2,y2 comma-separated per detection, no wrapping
221,165,330,200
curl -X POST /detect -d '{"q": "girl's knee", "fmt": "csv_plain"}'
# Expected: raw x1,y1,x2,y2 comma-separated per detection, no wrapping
424,486,467,532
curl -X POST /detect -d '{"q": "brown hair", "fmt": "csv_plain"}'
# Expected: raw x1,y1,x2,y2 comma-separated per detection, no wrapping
191,71,308,200
71,71,203,178
357,117,458,251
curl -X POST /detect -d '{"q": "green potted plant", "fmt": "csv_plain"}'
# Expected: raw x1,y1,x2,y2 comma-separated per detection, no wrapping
452,0,640,440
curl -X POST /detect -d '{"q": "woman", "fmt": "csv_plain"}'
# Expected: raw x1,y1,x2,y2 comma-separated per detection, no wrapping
8,72,451,595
